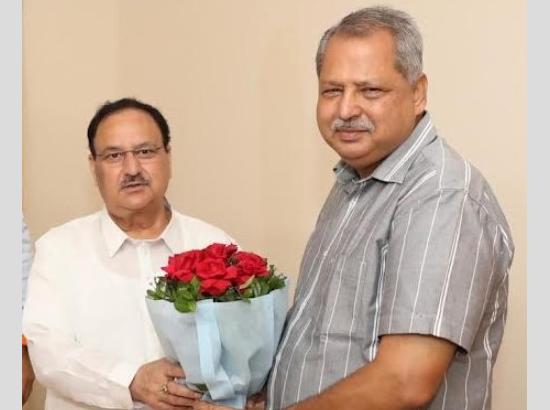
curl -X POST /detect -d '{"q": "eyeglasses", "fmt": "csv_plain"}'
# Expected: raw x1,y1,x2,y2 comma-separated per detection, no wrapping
96,146,164,164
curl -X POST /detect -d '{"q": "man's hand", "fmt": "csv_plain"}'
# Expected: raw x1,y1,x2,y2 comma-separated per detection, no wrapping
129,358,202,410
245,391,266,410
192,390,266,410
22,346,35,404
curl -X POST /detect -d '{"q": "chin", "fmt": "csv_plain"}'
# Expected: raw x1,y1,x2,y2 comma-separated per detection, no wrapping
336,149,373,165
120,197,155,211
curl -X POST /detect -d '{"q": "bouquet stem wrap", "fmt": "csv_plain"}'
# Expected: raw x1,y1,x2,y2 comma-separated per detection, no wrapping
146,284,288,409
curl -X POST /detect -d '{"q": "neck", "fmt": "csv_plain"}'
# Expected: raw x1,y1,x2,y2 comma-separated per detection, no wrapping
108,202,171,240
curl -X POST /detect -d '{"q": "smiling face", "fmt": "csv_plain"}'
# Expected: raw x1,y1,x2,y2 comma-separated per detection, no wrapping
89,108,171,218
316,30,427,177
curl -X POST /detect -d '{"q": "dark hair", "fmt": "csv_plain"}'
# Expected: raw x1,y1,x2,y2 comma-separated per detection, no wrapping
87,97,171,157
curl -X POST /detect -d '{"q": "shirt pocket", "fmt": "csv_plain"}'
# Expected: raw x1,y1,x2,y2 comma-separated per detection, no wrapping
317,240,387,345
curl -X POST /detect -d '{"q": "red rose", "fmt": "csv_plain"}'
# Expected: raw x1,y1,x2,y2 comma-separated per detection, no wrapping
233,273,253,287
200,279,231,297
204,243,238,260
196,258,229,280
233,251,269,278
162,250,202,283
225,266,240,283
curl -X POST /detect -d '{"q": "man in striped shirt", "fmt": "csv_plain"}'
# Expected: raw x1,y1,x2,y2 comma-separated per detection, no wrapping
265,6,514,410
195,6,514,410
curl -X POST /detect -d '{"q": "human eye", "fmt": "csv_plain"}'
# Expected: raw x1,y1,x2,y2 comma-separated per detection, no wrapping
362,87,384,98
134,147,157,159
103,151,124,162
321,87,342,97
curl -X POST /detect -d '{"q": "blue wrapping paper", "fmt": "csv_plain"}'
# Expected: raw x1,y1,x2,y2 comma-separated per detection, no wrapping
146,284,288,408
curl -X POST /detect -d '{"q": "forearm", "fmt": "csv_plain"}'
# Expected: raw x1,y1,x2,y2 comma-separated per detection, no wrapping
285,361,421,410
285,334,455,410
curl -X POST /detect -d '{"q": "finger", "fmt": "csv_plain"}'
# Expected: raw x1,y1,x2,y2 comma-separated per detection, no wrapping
151,399,181,410
245,401,265,410
193,402,234,410
161,392,197,407
245,402,265,410
245,388,266,410
154,395,195,410
168,381,203,400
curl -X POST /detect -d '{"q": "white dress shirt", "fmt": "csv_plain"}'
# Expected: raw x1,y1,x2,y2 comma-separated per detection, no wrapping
22,208,236,410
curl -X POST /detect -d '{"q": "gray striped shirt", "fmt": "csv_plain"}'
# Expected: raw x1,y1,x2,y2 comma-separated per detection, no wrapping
267,113,514,410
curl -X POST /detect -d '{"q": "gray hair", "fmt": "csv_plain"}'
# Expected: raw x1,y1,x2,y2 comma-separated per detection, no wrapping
315,6,423,83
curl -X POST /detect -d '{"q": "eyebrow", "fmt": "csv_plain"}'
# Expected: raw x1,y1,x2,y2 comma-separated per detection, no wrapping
320,80,381,87
98,141,159,153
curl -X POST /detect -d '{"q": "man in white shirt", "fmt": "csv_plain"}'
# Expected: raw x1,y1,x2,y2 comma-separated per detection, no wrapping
23,98,236,410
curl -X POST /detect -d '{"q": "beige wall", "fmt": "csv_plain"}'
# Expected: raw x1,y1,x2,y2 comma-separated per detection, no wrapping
23,0,526,409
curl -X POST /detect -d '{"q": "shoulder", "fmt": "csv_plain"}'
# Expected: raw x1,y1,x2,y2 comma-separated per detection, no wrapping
410,137,482,192
35,211,101,248
397,138,514,254
402,137,501,208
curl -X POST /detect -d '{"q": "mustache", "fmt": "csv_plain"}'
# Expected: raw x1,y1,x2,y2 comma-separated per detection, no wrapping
331,116,375,133
120,174,150,189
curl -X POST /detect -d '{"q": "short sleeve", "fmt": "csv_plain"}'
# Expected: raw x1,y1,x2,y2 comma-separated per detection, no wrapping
377,189,509,352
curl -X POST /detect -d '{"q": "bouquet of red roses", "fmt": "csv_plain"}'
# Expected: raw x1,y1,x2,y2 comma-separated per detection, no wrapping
146,243,288,409
147,243,286,312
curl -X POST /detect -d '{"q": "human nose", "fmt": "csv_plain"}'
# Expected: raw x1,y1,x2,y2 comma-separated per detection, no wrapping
338,91,361,120
121,150,142,175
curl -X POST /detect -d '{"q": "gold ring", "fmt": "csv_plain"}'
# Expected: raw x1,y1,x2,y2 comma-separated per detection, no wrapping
160,383,168,394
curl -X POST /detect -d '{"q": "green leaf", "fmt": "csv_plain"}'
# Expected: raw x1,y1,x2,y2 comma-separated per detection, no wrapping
177,287,194,301
251,280,262,297
259,280,269,295
190,276,200,295
146,289,161,300
174,298,196,313
267,274,285,291
214,287,240,302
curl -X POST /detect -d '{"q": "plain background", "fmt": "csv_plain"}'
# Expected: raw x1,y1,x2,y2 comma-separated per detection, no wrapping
22,0,526,409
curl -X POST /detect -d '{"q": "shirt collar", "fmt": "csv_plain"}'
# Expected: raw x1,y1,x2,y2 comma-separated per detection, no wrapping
334,111,437,192
99,206,181,257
